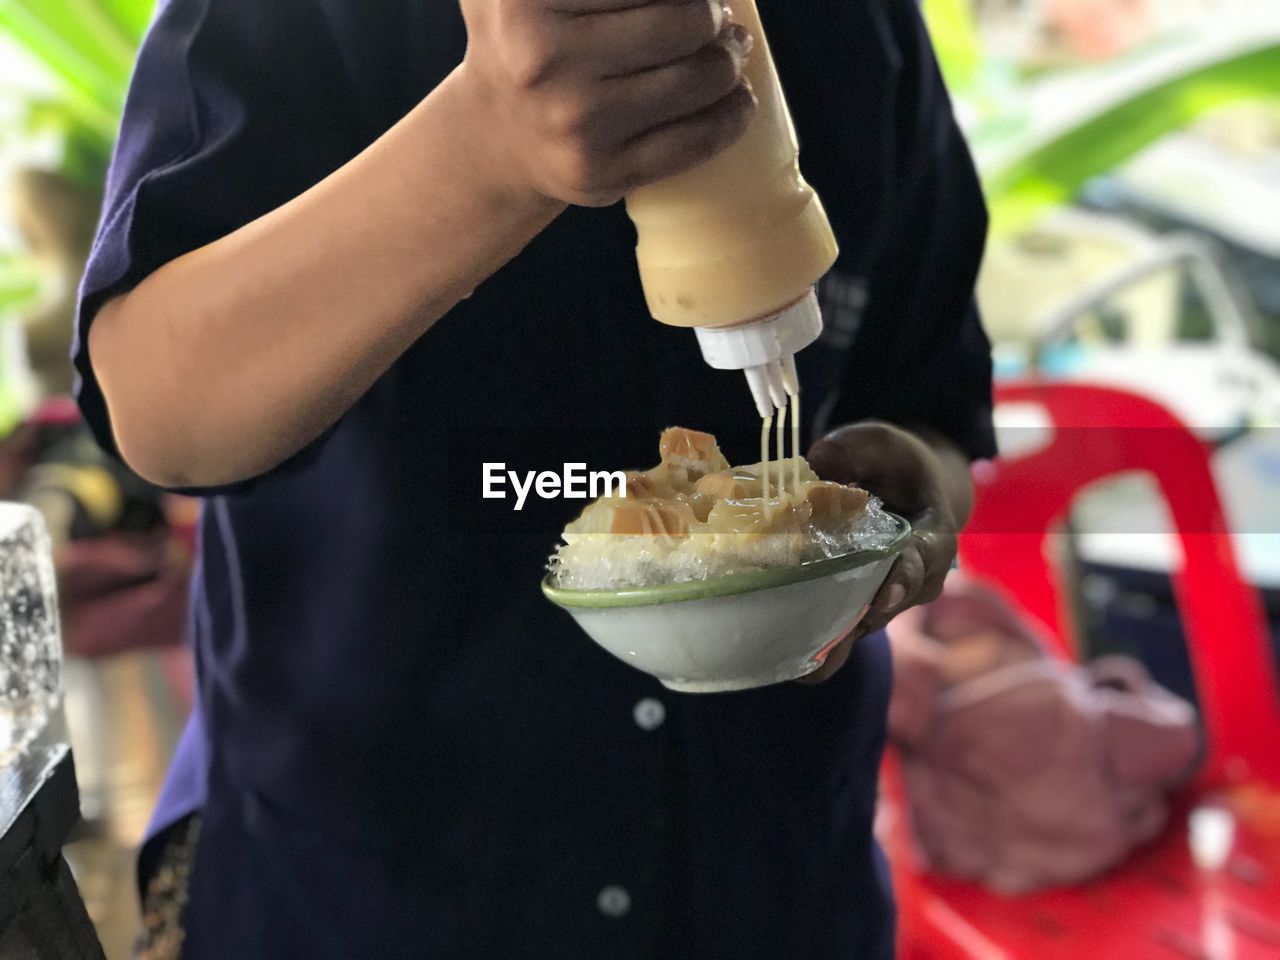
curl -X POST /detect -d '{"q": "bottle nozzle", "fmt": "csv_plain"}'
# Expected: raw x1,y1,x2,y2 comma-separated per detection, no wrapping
745,361,790,419
693,289,823,417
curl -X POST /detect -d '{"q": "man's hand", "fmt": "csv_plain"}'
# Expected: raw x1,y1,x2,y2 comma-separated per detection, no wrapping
457,0,757,207
801,422,974,682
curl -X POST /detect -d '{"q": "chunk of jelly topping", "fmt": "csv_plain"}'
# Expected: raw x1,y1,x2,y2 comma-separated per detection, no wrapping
549,427,897,590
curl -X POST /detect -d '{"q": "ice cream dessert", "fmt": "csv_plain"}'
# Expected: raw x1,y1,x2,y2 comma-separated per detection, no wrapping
549,428,900,591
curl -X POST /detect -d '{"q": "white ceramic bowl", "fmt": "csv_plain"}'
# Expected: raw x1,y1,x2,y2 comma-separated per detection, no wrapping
543,514,910,693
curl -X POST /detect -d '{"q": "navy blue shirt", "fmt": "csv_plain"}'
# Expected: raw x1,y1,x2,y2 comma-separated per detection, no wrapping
75,1,993,957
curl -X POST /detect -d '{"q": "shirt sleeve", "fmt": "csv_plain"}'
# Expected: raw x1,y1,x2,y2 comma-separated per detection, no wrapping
73,0,373,461
821,0,996,461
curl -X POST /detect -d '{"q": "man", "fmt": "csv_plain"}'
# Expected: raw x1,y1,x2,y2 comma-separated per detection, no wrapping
76,0,993,956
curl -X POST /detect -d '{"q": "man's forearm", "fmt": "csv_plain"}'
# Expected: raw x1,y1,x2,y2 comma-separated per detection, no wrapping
90,67,563,489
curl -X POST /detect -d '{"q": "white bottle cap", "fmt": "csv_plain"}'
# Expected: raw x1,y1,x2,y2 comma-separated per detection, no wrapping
693,289,823,417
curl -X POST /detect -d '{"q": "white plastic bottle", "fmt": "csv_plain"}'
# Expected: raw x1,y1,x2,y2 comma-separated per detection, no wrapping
626,0,839,417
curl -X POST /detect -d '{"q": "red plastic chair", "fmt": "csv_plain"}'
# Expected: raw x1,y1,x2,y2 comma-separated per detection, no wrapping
885,381,1280,960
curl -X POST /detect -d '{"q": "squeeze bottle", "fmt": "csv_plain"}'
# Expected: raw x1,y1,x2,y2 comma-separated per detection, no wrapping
625,0,839,417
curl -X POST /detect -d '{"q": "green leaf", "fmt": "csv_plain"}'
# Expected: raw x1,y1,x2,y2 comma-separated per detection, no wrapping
0,258,44,436
0,0,149,177
922,0,984,95
0,253,43,316
0,0,136,112
97,0,153,46
0,92,118,186
985,37,1280,234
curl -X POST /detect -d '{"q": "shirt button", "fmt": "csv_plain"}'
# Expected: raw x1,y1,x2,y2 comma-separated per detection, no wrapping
632,698,666,731
597,885,631,918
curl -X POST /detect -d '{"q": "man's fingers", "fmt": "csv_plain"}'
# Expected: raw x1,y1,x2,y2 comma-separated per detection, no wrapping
596,32,748,140
806,436,857,486
549,0,703,13
796,423,965,688
807,424,938,515
914,524,956,603
807,432,904,506
797,542,937,685
871,545,924,617
797,634,855,685
572,0,729,77
613,83,756,190
510,0,731,89
844,545,926,641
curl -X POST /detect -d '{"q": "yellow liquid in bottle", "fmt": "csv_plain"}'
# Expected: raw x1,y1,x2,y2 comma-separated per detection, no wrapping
625,0,839,330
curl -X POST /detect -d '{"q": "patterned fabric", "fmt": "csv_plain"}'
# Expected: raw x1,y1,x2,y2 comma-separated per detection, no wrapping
887,575,1200,893
135,816,200,960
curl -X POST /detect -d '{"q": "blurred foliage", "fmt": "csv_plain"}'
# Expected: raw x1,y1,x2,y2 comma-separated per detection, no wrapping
988,41,1280,234
0,253,40,433
0,252,41,312
0,0,152,191
921,1,1280,234
922,0,985,95
0,0,151,429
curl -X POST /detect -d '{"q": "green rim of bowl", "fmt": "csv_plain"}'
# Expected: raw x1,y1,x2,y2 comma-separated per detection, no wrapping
542,512,911,610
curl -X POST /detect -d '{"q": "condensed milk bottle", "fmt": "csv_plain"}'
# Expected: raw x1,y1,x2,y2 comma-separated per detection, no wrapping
626,0,839,419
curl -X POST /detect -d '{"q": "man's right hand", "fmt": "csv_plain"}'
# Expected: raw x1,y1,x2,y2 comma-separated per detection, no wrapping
458,0,757,207
94,1,754,489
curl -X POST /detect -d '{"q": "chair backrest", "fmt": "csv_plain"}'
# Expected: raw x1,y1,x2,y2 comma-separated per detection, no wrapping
959,380,1280,785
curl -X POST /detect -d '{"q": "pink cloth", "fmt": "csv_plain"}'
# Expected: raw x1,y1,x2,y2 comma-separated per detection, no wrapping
887,575,1200,893
58,531,191,659
1044,0,1154,60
